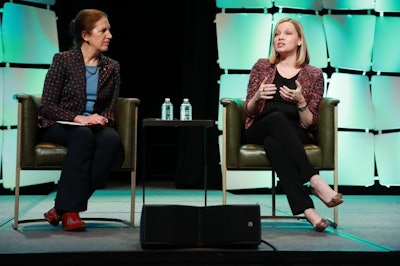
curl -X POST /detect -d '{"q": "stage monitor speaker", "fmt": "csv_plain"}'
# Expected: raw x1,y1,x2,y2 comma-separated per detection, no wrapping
140,204,261,249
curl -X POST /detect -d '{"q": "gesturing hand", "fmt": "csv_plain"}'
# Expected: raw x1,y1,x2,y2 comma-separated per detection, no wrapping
256,79,277,101
279,80,305,104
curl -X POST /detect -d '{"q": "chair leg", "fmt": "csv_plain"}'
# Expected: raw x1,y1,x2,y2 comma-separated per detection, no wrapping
271,171,276,217
333,102,339,226
221,166,227,205
221,114,227,205
333,168,339,226
130,170,136,226
13,168,21,230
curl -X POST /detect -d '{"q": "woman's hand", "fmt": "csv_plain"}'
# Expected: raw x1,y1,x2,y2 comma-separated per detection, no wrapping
255,83,277,101
254,77,277,101
74,114,108,126
279,80,306,106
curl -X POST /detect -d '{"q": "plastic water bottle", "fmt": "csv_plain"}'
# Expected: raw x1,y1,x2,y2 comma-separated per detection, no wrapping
161,98,173,120
180,98,192,121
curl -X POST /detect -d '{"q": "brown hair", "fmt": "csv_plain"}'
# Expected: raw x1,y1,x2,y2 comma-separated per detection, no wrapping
269,18,310,68
69,9,108,48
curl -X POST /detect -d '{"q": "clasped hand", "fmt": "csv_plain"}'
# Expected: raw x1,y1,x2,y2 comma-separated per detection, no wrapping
74,114,108,127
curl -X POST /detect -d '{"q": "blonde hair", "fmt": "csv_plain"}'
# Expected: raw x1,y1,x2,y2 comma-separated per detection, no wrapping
269,18,310,68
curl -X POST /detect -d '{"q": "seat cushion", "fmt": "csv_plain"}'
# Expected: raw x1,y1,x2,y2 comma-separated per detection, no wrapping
32,142,125,170
34,142,67,168
232,144,322,170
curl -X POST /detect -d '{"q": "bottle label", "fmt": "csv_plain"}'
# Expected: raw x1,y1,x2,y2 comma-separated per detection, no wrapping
162,103,173,120
180,103,192,120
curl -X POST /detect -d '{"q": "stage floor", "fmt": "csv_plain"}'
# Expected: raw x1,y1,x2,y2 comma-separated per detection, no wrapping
1,180,399,265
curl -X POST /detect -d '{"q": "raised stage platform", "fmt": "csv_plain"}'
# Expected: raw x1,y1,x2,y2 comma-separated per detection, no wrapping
1,180,399,265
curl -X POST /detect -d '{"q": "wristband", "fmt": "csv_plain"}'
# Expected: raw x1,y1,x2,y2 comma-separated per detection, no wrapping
297,104,308,112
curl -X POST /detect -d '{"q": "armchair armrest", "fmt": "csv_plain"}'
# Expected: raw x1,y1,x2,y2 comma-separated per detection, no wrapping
220,98,246,168
15,94,41,167
317,97,340,169
115,97,141,169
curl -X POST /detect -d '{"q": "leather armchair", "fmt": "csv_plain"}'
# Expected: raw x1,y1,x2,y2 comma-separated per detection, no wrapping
13,94,140,229
220,97,340,225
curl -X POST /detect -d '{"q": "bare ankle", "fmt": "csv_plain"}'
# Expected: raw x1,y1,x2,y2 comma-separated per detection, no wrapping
310,174,322,186
304,208,323,227
310,175,336,201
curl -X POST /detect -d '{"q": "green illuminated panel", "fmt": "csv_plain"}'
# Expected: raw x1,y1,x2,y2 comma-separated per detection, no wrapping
19,0,56,5
0,70,4,124
2,2,59,64
216,0,273,9
375,133,400,186
375,0,400,12
0,20,3,62
322,0,374,10
372,17,400,73
337,132,375,186
216,13,273,70
371,75,400,130
274,0,323,11
323,15,375,71
326,73,374,129
2,67,47,126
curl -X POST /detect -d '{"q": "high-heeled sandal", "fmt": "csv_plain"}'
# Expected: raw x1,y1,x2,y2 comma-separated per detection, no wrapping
314,218,329,232
327,193,344,207
311,188,344,208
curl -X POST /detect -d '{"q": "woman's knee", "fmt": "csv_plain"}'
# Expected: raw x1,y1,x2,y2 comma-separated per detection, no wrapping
71,127,95,147
267,111,286,122
97,128,121,148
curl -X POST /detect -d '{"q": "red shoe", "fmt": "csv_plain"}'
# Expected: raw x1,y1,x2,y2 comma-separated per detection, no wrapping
62,212,86,231
44,208,61,226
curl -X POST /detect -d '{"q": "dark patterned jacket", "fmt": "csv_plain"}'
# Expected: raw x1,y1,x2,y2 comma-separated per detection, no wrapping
38,48,121,128
244,58,324,136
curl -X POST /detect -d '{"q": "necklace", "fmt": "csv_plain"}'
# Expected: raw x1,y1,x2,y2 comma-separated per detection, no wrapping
86,66,98,75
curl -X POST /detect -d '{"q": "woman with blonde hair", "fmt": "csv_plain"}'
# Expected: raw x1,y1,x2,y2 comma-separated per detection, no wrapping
244,18,343,232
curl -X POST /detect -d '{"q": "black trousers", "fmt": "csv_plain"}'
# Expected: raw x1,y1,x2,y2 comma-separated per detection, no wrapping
244,112,318,215
40,124,123,212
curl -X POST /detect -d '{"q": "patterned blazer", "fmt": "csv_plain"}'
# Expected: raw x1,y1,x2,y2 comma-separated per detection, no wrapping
244,58,324,136
38,48,121,128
